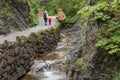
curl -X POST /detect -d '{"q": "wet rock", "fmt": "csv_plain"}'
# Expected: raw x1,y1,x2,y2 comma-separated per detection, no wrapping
0,27,60,80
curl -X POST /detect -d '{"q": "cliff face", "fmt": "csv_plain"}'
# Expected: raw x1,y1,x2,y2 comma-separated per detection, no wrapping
66,20,115,80
0,1,29,34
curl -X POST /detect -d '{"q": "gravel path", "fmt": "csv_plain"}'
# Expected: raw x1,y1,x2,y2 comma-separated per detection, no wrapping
0,16,57,44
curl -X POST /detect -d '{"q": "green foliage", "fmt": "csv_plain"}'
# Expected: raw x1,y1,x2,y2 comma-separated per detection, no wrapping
52,23,60,29
35,30,42,41
20,36,27,43
8,0,39,26
75,58,84,68
61,15,79,29
78,0,120,55
96,32,120,55
27,0,39,26
75,58,87,74
78,1,112,20
96,20,120,54
44,0,88,28
65,16,78,24
115,70,120,80
80,36,86,47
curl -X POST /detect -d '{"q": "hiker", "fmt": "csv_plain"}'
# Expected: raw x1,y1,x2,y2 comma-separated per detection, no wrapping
48,17,52,26
43,10,48,26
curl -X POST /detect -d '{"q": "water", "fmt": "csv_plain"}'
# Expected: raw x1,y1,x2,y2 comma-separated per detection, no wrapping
20,33,72,80
41,71,65,80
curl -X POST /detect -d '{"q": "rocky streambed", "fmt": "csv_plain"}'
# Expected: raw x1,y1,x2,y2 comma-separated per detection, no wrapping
19,21,81,80
18,19,115,80
20,32,73,80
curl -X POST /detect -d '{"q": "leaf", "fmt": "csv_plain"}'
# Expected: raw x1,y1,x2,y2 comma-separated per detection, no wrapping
96,38,109,47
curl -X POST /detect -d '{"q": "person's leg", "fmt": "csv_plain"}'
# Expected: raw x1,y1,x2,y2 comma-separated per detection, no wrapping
45,18,47,25
49,18,51,26
44,18,46,25
50,19,52,25
48,19,50,25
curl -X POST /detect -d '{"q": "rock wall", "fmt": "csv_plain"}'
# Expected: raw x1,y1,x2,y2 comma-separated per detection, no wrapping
82,20,115,80
0,0,29,34
66,20,115,80
0,25,60,80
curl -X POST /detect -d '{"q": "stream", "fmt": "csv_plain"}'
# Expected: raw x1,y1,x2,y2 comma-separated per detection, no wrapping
20,32,73,80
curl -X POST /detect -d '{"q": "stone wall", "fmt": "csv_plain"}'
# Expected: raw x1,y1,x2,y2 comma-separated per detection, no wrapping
0,25,60,80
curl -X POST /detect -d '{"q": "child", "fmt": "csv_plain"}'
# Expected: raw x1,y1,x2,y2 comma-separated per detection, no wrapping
48,17,52,26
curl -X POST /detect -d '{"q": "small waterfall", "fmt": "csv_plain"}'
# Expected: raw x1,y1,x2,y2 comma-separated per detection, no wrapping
20,32,73,80
33,60,63,72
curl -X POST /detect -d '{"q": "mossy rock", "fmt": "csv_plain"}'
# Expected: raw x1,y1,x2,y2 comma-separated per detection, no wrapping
75,58,87,74
20,36,28,43
28,32,37,42
35,30,42,41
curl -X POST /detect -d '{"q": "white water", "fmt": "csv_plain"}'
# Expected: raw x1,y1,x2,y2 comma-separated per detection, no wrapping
40,71,65,80
21,32,73,80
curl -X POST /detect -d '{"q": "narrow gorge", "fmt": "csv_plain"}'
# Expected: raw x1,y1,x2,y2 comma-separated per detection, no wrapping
0,0,120,80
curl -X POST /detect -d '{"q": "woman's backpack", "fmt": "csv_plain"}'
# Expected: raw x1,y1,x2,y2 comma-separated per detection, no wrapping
44,13,47,18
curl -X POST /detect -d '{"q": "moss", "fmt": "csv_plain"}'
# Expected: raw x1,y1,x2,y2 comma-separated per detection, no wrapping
35,30,42,41
75,58,84,67
75,58,87,74
115,70,120,80
20,36,28,43
80,36,86,47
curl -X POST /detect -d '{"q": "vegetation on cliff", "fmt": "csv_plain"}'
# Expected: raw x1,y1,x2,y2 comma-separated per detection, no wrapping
79,0,120,79
11,0,39,26
44,0,88,28
0,0,40,34
0,0,120,79
45,0,120,56
46,0,120,79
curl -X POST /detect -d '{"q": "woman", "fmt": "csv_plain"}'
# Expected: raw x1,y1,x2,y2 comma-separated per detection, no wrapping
43,10,48,26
